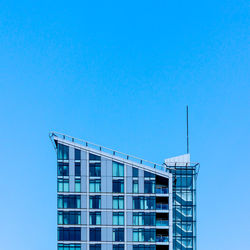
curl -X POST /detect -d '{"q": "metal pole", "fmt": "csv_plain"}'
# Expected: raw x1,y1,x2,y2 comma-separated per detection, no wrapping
187,105,189,154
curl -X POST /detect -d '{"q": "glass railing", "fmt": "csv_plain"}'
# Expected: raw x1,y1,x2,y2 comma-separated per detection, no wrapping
156,187,169,194
156,236,169,242
156,220,169,226
156,203,169,210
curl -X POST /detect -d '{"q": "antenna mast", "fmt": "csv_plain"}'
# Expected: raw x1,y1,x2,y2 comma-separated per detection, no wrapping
186,105,189,154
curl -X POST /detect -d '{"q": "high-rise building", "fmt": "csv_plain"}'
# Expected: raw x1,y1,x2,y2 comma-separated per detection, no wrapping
50,132,199,250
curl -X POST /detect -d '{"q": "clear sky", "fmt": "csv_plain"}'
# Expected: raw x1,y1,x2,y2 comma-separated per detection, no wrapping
0,1,249,249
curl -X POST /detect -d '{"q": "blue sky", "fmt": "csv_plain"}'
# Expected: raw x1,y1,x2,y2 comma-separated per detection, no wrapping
0,1,249,249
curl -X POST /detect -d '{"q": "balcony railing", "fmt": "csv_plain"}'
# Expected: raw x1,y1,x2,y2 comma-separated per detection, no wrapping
156,220,169,226
156,236,169,242
156,187,169,194
156,203,169,210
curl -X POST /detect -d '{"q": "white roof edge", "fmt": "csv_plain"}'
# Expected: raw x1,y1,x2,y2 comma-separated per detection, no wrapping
165,154,190,166
54,136,172,179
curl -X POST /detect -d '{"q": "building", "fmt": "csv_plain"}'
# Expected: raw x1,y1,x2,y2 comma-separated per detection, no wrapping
50,132,199,250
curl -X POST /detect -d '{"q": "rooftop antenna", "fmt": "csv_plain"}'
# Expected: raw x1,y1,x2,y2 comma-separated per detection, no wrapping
186,105,189,154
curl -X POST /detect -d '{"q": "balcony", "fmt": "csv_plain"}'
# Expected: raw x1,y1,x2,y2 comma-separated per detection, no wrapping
156,203,169,210
156,220,169,227
156,235,169,243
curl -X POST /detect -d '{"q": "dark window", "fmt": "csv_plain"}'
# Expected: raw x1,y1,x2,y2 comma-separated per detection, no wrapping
58,244,81,250
58,195,81,209
89,153,101,161
90,228,101,241
89,196,101,209
144,180,155,193
90,212,101,225
113,245,124,250
57,144,69,160
133,245,155,250
90,244,101,250
89,163,101,177
113,228,124,242
133,197,155,210
58,163,69,176
75,162,81,176
58,227,81,241
132,167,138,177
113,180,124,193
58,211,81,225
75,149,81,160
144,171,155,178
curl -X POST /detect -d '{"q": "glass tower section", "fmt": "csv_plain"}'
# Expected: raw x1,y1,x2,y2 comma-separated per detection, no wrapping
170,164,199,250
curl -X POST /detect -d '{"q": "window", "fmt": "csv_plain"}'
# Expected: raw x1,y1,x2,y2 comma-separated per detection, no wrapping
144,180,155,193
133,197,155,210
133,212,155,226
133,180,139,193
90,228,101,241
113,245,124,250
113,196,124,209
58,163,69,176
75,162,81,176
58,195,81,209
113,162,124,177
89,153,101,161
58,244,81,250
133,229,155,242
58,178,69,192
58,211,81,225
113,212,124,225
113,180,124,193
90,179,101,192
75,179,81,192
113,228,124,242
144,171,155,178
89,163,101,177
58,227,81,241
90,244,101,250
75,149,81,160
57,144,69,160
132,167,138,177
90,212,101,225
133,245,155,250
90,196,101,209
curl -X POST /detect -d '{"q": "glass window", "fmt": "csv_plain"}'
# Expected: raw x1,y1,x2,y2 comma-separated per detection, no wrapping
89,196,101,209
133,229,155,242
89,153,101,161
58,211,81,225
58,244,81,250
113,245,124,250
75,149,81,160
58,195,81,209
90,228,101,241
90,212,101,225
113,162,124,177
133,213,155,226
57,144,69,160
144,171,155,178
133,197,155,210
113,180,124,193
113,212,124,225
90,179,101,192
90,244,101,250
144,180,155,193
113,228,124,242
133,180,139,193
75,162,81,176
58,227,81,241
75,179,81,192
58,163,69,176
58,178,69,192
113,196,124,209
132,167,138,177
89,163,101,177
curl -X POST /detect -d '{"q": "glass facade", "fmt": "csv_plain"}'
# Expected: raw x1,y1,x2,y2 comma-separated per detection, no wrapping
54,136,198,250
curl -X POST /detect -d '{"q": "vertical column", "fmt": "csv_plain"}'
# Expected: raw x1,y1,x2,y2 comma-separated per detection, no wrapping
69,147,75,192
